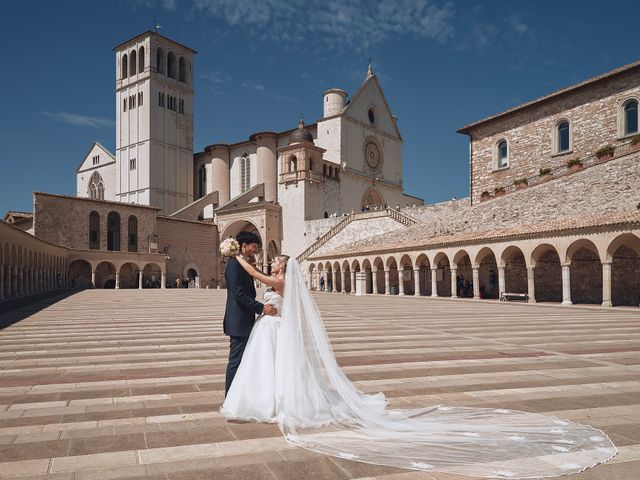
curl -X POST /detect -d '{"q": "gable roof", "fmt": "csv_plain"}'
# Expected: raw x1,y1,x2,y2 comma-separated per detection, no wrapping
458,59,640,135
76,142,116,173
344,74,402,139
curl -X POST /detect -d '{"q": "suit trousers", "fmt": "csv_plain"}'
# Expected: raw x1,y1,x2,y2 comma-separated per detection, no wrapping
225,335,249,396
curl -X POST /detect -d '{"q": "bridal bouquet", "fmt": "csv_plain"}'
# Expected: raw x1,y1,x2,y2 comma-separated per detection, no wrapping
220,238,240,257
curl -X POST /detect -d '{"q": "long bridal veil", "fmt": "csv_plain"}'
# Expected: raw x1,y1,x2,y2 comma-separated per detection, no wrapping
276,258,617,479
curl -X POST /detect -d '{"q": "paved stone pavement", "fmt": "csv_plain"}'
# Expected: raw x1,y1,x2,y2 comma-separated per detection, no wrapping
0,290,639,480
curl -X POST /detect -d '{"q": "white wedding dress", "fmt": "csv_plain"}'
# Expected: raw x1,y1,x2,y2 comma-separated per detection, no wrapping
222,260,617,479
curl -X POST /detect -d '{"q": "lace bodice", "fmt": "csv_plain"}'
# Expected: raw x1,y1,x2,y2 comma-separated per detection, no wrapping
263,288,283,313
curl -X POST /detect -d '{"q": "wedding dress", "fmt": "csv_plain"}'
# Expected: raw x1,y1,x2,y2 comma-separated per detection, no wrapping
220,288,283,423
226,260,617,479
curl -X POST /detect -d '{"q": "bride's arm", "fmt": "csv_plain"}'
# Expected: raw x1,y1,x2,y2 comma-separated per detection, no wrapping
235,255,284,291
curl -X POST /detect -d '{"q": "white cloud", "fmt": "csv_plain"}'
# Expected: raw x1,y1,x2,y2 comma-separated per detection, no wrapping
508,15,528,35
43,112,115,129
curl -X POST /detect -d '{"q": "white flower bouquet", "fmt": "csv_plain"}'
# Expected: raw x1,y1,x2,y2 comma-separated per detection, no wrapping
220,238,240,257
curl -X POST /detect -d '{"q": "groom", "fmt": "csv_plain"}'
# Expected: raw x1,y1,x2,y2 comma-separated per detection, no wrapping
223,231,278,395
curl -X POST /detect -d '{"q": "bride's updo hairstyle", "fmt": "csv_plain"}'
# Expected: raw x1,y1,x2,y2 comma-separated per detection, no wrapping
275,255,290,273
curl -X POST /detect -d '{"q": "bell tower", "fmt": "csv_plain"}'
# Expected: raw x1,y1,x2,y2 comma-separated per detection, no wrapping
114,31,196,214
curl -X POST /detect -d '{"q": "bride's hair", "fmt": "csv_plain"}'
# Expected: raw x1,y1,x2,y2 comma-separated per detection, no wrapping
275,255,290,273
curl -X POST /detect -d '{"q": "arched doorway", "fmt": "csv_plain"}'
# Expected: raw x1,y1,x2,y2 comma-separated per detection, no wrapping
532,244,562,303
502,246,527,294
119,262,138,289
143,263,162,288
433,252,451,297
453,250,473,298
361,187,384,210
69,259,92,289
567,240,602,305
95,261,116,289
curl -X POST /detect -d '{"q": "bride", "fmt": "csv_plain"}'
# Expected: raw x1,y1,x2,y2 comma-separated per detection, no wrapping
222,257,617,479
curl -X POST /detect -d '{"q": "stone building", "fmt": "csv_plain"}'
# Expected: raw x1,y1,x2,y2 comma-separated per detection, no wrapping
301,61,640,308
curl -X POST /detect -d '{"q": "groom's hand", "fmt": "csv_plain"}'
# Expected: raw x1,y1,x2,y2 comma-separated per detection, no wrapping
263,305,278,316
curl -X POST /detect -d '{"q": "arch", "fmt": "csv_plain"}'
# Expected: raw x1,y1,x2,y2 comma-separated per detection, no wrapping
178,56,186,82
414,253,431,296
121,53,128,79
554,119,571,154
372,256,385,294
608,234,640,306
288,155,298,173
475,247,498,299
143,263,162,288
332,261,342,293
531,243,562,303
606,233,640,261
452,249,471,268
240,154,251,193
167,51,176,79
156,46,165,74
501,245,527,295
129,49,137,76
565,238,601,263
452,250,473,298
88,171,104,200
95,261,116,289
138,46,145,72
119,262,139,289
361,258,373,294
361,187,384,210
495,139,509,169
107,212,121,251
623,98,639,135
221,220,261,249
127,215,138,252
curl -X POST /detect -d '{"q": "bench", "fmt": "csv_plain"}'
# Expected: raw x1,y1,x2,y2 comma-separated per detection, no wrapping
500,292,529,302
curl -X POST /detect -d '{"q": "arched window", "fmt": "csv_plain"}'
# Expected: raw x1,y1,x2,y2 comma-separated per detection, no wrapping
88,183,97,200
557,121,570,153
121,54,128,79
129,49,137,76
198,164,207,198
138,46,145,72
178,56,186,82
89,211,100,250
240,154,251,193
88,171,104,200
289,155,297,172
107,212,121,251
128,215,138,252
156,47,164,74
624,99,638,135
167,52,176,79
496,140,509,169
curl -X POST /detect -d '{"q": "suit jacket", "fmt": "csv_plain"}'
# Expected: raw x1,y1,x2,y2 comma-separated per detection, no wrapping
223,257,264,337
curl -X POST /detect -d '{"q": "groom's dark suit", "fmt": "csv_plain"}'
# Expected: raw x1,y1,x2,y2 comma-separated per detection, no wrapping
223,257,264,395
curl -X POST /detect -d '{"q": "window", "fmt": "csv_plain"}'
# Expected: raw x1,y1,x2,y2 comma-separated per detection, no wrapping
198,164,206,198
167,51,176,79
92,155,100,165
129,158,136,171
89,211,100,250
156,47,164,74
179,56,186,82
368,107,376,124
138,92,143,106
123,98,127,112
138,46,145,72
289,155,297,172
107,212,121,251
161,92,165,107
624,100,638,135
496,140,509,169
129,49,137,76
122,54,128,79
556,121,570,153
128,216,138,252
130,95,135,109
88,171,104,200
240,154,251,193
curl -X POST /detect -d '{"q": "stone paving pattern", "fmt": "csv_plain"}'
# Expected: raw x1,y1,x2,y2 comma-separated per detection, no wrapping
1,290,639,479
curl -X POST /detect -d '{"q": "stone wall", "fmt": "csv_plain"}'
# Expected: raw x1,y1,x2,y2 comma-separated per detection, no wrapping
33,193,158,252
466,67,640,202
156,216,219,287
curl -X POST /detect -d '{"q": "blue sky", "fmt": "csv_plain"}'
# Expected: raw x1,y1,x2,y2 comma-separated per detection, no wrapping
1,0,639,213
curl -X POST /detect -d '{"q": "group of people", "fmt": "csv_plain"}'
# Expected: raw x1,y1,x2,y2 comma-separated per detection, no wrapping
218,230,617,478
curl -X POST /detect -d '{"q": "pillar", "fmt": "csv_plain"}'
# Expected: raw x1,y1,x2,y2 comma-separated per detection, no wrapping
431,268,438,297
331,270,337,293
254,132,278,202
398,269,405,295
161,270,166,289
18,266,24,296
602,261,612,308
472,267,480,300
115,272,120,289
91,269,96,288
561,263,572,305
138,271,143,289
527,266,536,303
384,269,390,295
352,270,357,294
498,266,506,298
414,269,420,296
12,266,18,297
373,270,379,294
207,144,230,205
341,270,347,293
450,267,458,298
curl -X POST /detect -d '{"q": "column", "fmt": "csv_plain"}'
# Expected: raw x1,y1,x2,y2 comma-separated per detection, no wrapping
372,270,379,294
413,269,420,296
450,267,458,298
91,269,96,288
18,267,24,296
161,270,166,289
602,261,612,308
561,263,572,305
352,270,357,294
28,268,33,294
527,266,536,303
331,270,337,293
384,269,390,295
472,267,480,300
0,265,4,300
498,266,506,298
138,271,143,289
12,266,18,297
341,270,347,293
398,269,405,296
115,272,120,289
431,268,438,297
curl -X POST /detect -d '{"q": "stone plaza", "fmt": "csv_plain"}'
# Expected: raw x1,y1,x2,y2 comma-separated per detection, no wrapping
1,289,639,479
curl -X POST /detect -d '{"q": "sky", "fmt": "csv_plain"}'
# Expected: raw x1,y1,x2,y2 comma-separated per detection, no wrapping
1,0,639,213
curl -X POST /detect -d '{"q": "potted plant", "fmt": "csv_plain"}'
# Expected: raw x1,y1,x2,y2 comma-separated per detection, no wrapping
595,144,615,161
539,167,552,181
513,178,528,190
494,186,506,197
480,190,492,201
566,158,583,172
